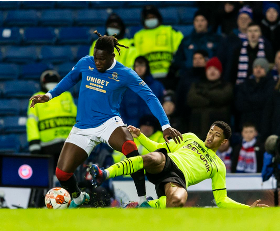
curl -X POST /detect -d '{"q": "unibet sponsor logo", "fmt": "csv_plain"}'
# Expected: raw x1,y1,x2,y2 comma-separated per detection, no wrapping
87,76,109,86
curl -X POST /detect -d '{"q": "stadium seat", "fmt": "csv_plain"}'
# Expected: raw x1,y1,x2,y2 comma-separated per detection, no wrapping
0,12,3,26
0,63,19,80
2,80,40,98
75,9,108,26
55,62,76,77
5,10,38,26
56,1,89,9
4,46,38,63
58,27,91,44
124,1,160,8
114,9,142,26
23,27,56,45
178,7,198,24
2,116,27,134
19,98,30,116
21,1,55,9
20,63,53,80
90,1,124,9
161,1,197,7
159,7,180,25
0,134,20,154
0,27,21,44
76,45,90,61
173,25,194,36
40,45,74,64
18,133,29,153
91,26,106,41
0,99,20,116
40,10,73,26
0,1,21,10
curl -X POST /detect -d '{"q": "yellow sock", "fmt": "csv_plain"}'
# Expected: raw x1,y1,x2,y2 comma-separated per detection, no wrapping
147,196,166,209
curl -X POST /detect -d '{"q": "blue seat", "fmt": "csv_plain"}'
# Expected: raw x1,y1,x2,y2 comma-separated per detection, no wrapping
23,27,56,44
5,10,38,26
40,45,74,64
18,133,29,153
2,80,40,98
90,1,124,9
19,99,30,116
0,134,20,153
58,27,91,44
40,10,73,26
0,12,3,26
0,1,21,10
178,7,198,24
21,1,55,9
115,9,142,26
76,45,90,61
55,62,76,77
56,1,89,9
4,46,38,63
159,7,179,25
2,116,27,134
20,62,53,80
91,26,106,40
75,9,108,26
0,27,21,44
161,1,197,7
173,25,194,36
0,63,19,80
0,99,20,116
124,2,160,8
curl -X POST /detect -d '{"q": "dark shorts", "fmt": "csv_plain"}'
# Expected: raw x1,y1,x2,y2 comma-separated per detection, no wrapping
146,148,187,197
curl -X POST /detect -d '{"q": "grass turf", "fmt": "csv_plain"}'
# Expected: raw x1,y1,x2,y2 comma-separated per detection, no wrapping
1,208,280,231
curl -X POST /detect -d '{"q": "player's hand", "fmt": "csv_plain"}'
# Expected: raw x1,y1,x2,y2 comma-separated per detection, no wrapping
127,125,141,138
250,199,269,208
29,94,50,108
163,127,183,144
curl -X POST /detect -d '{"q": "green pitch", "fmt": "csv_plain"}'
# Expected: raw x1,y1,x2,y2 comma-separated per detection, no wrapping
1,208,280,231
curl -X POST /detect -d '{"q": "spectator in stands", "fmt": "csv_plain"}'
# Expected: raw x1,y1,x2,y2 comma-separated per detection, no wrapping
27,70,77,167
270,50,280,82
261,2,280,57
170,10,221,73
187,57,233,139
89,13,136,68
231,123,264,173
217,5,253,83
120,56,165,127
133,5,183,87
216,140,232,173
231,22,274,85
162,90,181,131
235,58,275,133
175,50,208,132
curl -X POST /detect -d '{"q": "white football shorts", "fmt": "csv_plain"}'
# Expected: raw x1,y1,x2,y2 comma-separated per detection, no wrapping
66,116,125,156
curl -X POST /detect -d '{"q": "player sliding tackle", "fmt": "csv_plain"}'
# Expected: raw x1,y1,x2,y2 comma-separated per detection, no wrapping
89,121,269,208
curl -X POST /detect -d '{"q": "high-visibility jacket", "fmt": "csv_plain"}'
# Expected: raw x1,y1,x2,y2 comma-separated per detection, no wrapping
27,91,77,153
89,38,137,68
133,25,183,78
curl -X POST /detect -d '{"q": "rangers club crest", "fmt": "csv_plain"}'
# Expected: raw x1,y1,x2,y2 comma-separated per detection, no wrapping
109,72,119,82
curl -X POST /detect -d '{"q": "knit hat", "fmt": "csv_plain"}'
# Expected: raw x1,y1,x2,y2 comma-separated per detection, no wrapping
141,5,162,25
253,58,270,73
263,2,280,15
193,10,210,22
238,5,253,19
206,57,223,73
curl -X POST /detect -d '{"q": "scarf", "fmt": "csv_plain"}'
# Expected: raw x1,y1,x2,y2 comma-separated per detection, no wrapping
237,38,265,85
236,138,257,173
271,66,280,82
216,146,232,173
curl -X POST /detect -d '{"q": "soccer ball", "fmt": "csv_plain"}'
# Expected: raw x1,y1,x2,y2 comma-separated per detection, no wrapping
45,187,71,209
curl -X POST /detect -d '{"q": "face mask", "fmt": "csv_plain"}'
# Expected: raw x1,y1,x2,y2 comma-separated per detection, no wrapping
107,27,120,36
145,18,159,28
45,83,57,91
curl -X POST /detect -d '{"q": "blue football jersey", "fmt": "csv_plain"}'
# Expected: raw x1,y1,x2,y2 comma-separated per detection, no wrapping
49,56,170,129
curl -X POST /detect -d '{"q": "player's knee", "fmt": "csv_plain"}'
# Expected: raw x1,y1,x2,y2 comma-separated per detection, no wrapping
168,194,186,207
56,167,73,182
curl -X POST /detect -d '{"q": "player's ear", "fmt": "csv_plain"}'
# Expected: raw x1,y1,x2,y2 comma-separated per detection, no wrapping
221,139,228,145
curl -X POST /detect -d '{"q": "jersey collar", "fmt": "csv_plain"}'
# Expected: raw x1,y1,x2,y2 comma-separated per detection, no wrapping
107,59,116,71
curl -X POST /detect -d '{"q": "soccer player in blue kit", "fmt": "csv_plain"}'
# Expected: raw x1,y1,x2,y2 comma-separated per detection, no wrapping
30,31,183,208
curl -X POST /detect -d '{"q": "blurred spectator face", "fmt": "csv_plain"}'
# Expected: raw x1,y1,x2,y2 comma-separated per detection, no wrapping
275,51,280,70
242,126,257,142
193,53,207,67
140,125,154,137
144,13,159,29
237,13,252,31
194,16,208,33
266,8,279,23
253,65,266,78
134,61,146,78
247,25,261,44
106,22,122,36
218,140,230,152
163,101,175,116
206,66,221,81
224,3,234,13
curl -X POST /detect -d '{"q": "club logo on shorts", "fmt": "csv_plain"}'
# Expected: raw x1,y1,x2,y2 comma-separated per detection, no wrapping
108,72,119,82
